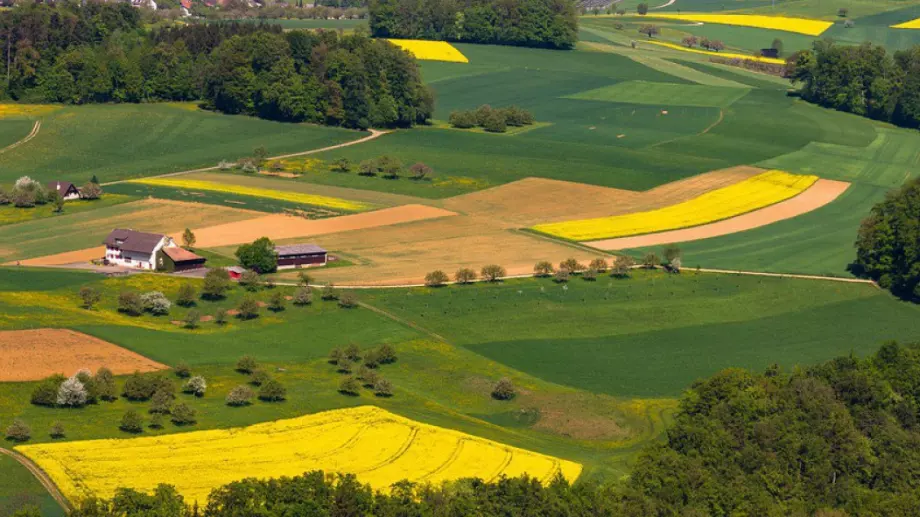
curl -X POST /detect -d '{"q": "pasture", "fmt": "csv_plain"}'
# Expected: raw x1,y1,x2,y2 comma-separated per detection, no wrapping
0,454,65,517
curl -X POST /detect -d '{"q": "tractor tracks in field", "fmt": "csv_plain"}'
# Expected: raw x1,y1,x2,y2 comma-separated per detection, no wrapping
102,129,391,187
0,120,41,155
0,447,71,513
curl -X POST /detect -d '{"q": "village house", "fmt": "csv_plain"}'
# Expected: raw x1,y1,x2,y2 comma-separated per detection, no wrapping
46,181,81,201
103,229,176,270
275,244,327,269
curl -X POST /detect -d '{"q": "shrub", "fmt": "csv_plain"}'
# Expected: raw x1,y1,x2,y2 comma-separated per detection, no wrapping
237,297,260,320
268,291,286,312
481,264,506,282
183,376,207,397
491,378,516,400
122,372,157,401
589,258,608,272
184,310,201,329
583,268,598,281
448,110,476,128
141,291,171,315
81,182,102,200
259,380,287,402
455,268,477,284
95,368,117,401
838,7,848,17
236,237,278,273
358,366,378,387
293,287,313,306
378,343,398,364
56,376,88,407
79,286,101,309
374,378,394,397
409,162,433,180
236,356,258,374
425,270,449,287
337,358,354,374
338,292,358,308
6,419,31,442
553,270,569,283
202,268,231,299
149,389,173,414
329,347,345,365
120,410,144,433
176,283,196,307
339,376,361,396
50,422,65,439
474,105,494,126
250,370,271,386
363,349,380,369
637,2,648,14
226,385,255,406
239,270,262,291
31,375,65,406
533,261,554,277
642,252,660,269
175,362,191,378
612,255,635,277
117,291,143,316
342,343,361,362
559,258,583,274
321,284,339,300
171,403,197,425
215,308,228,325
482,110,507,133
149,413,164,429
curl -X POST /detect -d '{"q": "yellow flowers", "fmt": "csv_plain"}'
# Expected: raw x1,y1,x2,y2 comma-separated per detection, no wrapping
532,170,818,241
0,104,60,119
127,178,371,212
892,18,920,29
642,40,787,65
386,39,470,63
18,406,582,504
647,13,833,36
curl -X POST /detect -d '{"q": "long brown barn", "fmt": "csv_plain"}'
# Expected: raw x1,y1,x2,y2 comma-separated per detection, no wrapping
275,244,327,269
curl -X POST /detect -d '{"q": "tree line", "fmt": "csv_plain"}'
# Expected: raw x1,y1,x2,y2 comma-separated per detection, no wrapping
1,2,434,129
790,40,920,129
368,0,578,49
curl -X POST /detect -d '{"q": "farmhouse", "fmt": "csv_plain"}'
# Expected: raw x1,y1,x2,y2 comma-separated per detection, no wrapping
104,229,176,270
47,181,81,201
275,243,327,269
157,246,207,273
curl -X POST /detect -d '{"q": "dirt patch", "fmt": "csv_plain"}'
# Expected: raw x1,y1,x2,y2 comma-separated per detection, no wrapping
586,179,850,250
200,315,214,322
17,247,105,266
0,329,167,382
258,171,299,179
193,204,457,248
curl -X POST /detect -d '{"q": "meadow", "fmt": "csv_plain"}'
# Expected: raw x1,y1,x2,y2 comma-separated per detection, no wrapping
0,119,33,149
0,454,65,517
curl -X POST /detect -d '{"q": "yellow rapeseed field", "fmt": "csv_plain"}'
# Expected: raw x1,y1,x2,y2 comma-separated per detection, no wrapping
891,18,920,29
127,178,371,212
386,39,469,63
642,40,787,65
0,104,60,119
17,406,582,504
646,13,833,36
532,170,818,241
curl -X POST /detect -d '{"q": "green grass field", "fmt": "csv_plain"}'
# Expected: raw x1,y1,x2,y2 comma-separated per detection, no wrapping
0,104,362,185
566,80,751,107
0,454,65,517
0,195,135,227
0,119,33,149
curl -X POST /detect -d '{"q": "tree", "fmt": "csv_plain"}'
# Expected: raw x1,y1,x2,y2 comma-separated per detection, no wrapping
491,378,516,400
663,245,682,265
612,255,635,277
176,283,196,307
171,403,197,425
534,261,554,277
175,362,191,379
118,291,143,316
338,292,358,308
481,264,506,282
455,268,477,284
339,376,361,396
708,40,725,52
259,380,287,401
183,310,201,329
642,252,660,269
771,38,784,56
682,35,699,48
838,7,849,17
235,237,278,273
236,355,258,374
253,145,269,166
141,291,171,315
374,378,394,397
81,182,103,200
358,159,378,176
482,110,507,133
322,284,339,300
50,191,64,213
79,286,101,309
50,422,65,439
637,2,648,14
409,162,433,180
91,175,100,185
56,376,88,407
554,269,569,283
297,271,312,287
449,110,477,128
639,25,659,38
358,366,379,388
376,155,403,179
120,410,144,433
583,268,598,281
95,368,117,401
329,347,346,365
215,308,229,325
293,287,313,305
182,228,196,249
183,376,207,397
203,268,231,299
6,419,31,442
425,270,449,287
239,270,262,291
149,413,164,429
589,258,608,272
559,258,583,274
331,157,351,172
149,389,173,414
250,370,271,386
338,358,355,374
226,385,255,406
378,343,398,364
31,375,65,406
237,297,260,320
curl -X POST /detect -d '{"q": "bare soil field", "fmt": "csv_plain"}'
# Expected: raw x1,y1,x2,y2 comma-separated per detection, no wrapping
585,179,850,250
0,329,167,382
444,167,763,227
17,247,107,266
192,204,456,248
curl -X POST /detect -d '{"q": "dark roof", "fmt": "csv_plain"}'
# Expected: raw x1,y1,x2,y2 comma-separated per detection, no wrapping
47,181,77,195
163,247,205,263
275,244,327,256
103,229,168,254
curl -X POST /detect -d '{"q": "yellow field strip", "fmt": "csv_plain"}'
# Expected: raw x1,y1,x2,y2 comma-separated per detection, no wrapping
891,18,920,29
531,170,818,241
17,406,581,504
126,178,372,212
642,13,833,36
0,104,60,119
386,39,469,63
641,39,787,64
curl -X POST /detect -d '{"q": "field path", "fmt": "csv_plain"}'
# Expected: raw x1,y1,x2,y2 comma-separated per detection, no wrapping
0,121,40,155
650,0,677,9
102,129,391,186
0,447,71,513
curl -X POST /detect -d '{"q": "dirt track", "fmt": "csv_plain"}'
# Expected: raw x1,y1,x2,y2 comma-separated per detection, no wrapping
0,329,167,382
584,179,850,250
0,447,70,512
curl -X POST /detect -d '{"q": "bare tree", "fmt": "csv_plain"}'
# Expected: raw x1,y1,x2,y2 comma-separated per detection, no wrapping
481,264,506,282
533,261,554,277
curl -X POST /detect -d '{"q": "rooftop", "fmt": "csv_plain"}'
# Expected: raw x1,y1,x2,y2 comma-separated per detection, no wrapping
103,229,168,255
275,244,327,256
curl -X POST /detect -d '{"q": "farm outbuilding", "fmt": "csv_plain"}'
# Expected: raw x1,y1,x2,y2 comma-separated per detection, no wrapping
275,244,327,269
227,266,247,279
156,247,207,272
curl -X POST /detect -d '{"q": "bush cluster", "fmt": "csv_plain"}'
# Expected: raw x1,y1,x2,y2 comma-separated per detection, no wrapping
448,105,535,133
329,343,397,397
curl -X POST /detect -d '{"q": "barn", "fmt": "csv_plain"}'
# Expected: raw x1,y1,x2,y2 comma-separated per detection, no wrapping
275,244,327,269
156,247,207,273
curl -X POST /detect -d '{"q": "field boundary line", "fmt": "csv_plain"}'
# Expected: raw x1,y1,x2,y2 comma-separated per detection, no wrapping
102,129,391,186
646,107,725,149
356,301,449,341
693,267,878,286
0,447,71,513
0,120,40,155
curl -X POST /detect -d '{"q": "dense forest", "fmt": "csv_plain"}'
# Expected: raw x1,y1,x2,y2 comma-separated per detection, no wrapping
0,2,433,129
16,340,918,517
790,41,920,130
369,0,578,49
855,177,920,300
